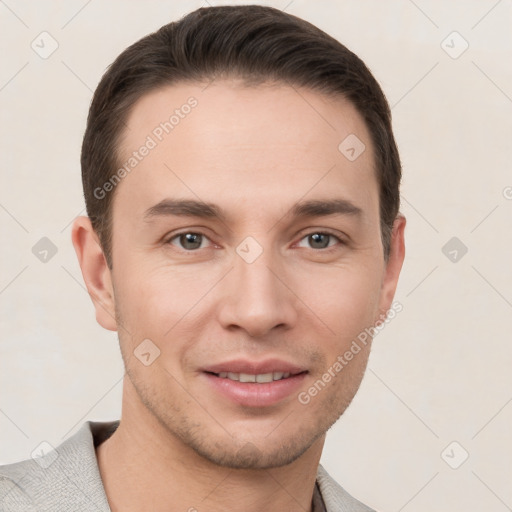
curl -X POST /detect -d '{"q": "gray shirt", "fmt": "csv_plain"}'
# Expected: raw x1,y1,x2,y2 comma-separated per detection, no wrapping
0,420,376,511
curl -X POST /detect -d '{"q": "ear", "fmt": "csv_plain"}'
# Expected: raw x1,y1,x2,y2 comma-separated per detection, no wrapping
71,216,117,331
377,214,406,319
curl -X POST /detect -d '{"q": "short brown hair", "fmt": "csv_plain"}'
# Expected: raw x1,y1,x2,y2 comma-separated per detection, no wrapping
81,4,401,267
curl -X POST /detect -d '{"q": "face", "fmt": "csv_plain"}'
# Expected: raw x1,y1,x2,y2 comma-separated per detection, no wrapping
84,80,404,469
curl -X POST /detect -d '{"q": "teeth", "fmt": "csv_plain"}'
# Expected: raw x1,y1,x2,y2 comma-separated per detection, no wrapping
216,371,291,383
256,373,273,383
239,373,256,383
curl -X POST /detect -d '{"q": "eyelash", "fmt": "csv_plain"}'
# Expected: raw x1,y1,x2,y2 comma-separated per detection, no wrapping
164,230,346,252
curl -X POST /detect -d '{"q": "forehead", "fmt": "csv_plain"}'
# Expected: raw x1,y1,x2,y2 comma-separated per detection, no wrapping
114,80,377,224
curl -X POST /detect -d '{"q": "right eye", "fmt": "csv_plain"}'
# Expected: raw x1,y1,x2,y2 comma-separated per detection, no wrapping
166,232,212,251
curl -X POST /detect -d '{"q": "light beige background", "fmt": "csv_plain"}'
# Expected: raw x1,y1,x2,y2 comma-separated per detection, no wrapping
1,1,511,511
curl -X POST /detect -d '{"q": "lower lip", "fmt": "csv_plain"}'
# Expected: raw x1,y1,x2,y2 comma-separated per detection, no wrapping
203,372,307,407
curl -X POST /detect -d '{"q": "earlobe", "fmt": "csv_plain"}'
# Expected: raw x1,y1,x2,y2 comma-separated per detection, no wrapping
378,214,406,318
71,216,118,331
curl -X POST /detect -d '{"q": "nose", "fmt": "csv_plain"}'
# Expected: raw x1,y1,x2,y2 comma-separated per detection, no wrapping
217,245,298,338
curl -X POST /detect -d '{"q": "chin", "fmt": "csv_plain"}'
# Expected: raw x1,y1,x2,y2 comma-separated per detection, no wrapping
156,403,334,470
185,429,323,470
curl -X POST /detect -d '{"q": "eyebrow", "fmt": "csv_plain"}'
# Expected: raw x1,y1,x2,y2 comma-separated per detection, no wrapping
144,199,227,222
290,198,362,218
143,198,363,222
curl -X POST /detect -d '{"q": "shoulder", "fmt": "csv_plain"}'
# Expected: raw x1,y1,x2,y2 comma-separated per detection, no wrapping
0,457,39,511
0,420,118,512
317,464,378,512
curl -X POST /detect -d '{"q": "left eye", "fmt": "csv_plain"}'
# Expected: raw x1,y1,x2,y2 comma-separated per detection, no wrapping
168,232,210,251
297,232,341,250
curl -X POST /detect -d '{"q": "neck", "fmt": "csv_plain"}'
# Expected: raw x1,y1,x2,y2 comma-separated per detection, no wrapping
96,378,324,512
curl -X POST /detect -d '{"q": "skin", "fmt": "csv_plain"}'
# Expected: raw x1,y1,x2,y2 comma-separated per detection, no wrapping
72,79,405,512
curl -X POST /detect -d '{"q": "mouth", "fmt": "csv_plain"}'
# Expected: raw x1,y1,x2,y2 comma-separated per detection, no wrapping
201,360,308,407
206,371,300,383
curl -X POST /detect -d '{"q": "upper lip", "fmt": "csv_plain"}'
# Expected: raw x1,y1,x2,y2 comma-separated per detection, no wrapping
202,359,307,375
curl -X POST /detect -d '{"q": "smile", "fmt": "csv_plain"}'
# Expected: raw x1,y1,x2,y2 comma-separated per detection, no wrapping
214,371,292,383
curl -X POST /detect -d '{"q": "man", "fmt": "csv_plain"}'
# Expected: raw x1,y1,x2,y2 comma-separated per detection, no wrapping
0,5,405,511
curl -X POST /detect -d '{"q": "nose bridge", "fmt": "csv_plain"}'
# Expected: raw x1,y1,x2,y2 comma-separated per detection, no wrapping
237,246,277,299
219,238,297,337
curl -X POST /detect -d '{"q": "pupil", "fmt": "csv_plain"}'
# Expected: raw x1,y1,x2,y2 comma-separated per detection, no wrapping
310,233,329,249
181,233,201,249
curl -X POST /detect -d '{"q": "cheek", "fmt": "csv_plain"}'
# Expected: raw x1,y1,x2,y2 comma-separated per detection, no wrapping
113,266,183,339
299,263,382,342
299,270,378,409
113,263,221,354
